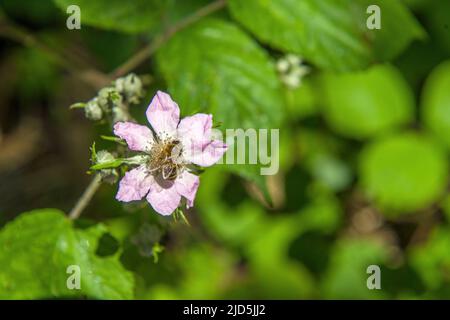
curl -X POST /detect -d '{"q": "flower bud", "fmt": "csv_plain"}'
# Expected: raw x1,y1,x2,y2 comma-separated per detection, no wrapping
277,54,310,89
97,87,122,112
116,73,143,104
84,98,103,121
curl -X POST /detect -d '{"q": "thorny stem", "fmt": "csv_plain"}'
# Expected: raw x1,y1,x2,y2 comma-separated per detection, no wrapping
111,0,227,78
68,174,102,220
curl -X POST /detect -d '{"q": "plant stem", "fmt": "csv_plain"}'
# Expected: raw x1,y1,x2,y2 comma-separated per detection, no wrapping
111,0,227,78
69,174,102,220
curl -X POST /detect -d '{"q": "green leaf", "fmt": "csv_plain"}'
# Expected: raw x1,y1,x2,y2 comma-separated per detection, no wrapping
91,159,124,170
90,141,97,163
424,0,450,55
69,102,86,109
422,60,450,150
322,239,387,299
195,168,267,246
410,227,450,291
320,64,414,139
2,0,60,24
53,0,168,33
228,0,424,71
359,133,448,214
309,154,352,192
100,135,126,145
0,209,134,299
157,18,284,130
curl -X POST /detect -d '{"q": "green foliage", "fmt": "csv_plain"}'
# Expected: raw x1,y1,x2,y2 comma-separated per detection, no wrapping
2,0,450,301
0,209,134,299
91,159,124,170
2,0,59,24
228,0,424,71
422,60,450,149
424,0,450,55
320,64,414,139
297,129,353,192
53,0,168,33
322,239,387,299
411,227,450,294
359,133,448,214
283,77,318,120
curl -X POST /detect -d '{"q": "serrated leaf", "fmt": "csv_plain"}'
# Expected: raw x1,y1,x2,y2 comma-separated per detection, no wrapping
0,209,134,299
157,18,284,130
228,0,424,71
53,0,168,33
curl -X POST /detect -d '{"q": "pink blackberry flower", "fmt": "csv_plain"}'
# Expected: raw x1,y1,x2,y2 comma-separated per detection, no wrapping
113,91,227,215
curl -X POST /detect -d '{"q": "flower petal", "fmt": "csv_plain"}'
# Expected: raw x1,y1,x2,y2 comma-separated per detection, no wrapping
177,113,213,145
114,122,153,152
116,165,154,202
146,91,180,138
185,140,228,167
146,178,181,215
175,171,200,208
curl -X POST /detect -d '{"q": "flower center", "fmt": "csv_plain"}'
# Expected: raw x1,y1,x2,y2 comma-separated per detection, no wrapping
148,139,184,180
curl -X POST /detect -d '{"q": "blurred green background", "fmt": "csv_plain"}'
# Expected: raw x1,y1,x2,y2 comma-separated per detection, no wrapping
0,0,449,299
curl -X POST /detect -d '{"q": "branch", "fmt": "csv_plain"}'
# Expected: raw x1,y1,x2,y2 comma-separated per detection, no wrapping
69,174,102,220
111,0,227,78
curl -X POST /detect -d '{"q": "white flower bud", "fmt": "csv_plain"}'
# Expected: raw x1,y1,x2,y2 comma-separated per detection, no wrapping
84,98,103,121
116,73,143,104
277,54,310,89
276,59,289,73
97,87,121,112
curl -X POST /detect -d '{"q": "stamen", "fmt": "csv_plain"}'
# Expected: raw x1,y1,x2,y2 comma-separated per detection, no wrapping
146,138,184,180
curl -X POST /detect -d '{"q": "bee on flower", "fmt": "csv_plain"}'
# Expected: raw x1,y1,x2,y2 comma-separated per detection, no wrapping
113,91,228,215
